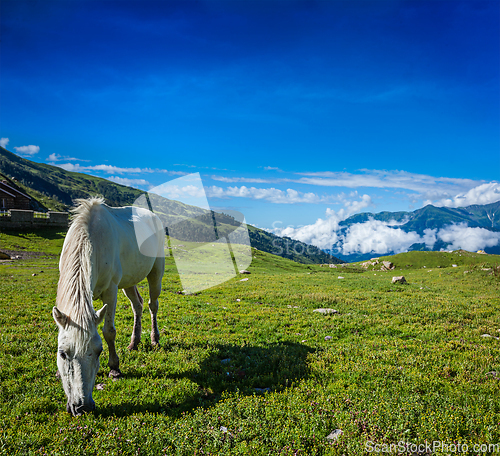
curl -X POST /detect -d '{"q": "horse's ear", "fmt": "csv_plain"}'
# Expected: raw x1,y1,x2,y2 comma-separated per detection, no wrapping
95,304,107,325
53,306,68,329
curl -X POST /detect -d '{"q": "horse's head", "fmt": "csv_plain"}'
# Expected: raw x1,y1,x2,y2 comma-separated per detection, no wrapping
52,305,107,416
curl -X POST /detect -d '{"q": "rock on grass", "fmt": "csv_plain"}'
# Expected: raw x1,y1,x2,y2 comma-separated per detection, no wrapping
392,276,407,284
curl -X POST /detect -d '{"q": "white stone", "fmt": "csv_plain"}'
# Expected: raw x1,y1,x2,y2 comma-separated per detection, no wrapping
313,308,339,314
326,429,343,441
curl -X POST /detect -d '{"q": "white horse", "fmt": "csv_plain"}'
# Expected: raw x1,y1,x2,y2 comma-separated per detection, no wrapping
52,197,165,416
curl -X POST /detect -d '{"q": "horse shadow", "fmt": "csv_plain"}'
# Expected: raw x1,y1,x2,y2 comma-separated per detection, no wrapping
94,340,315,418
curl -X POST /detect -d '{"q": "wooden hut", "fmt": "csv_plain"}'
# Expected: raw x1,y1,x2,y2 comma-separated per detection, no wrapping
0,181,31,211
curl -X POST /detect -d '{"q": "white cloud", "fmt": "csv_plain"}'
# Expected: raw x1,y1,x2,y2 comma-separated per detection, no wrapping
52,162,173,175
295,169,481,197
107,176,150,187
47,153,87,162
211,176,281,184
148,173,210,210
279,212,343,249
0,138,9,148
344,194,373,214
206,185,336,204
174,164,230,171
153,184,206,200
209,169,487,209
431,182,500,208
422,228,438,247
436,223,500,252
298,171,500,212
264,166,283,172
14,145,40,156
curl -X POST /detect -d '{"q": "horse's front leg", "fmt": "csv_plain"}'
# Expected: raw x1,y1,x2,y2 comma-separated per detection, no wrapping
123,286,143,350
101,284,121,379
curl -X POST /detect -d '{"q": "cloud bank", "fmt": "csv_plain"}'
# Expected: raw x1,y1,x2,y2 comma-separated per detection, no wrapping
341,221,431,255
276,211,500,256
0,138,9,148
436,223,500,252
277,194,373,248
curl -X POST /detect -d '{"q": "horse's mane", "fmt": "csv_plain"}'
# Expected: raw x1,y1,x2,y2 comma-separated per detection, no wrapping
56,197,105,351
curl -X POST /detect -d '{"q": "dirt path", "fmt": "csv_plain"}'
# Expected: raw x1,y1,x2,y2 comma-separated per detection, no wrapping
0,249,57,260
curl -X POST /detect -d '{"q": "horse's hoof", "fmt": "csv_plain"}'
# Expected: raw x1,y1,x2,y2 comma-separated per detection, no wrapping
55,370,61,379
109,369,122,380
151,342,161,349
127,343,139,351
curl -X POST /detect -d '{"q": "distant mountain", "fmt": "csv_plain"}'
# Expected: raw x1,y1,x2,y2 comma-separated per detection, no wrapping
339,201,500,233
339,202,500,232
326,201,500,262
0,147,341,265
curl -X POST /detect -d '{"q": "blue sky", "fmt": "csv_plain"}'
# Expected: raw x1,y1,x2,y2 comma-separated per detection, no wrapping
1,0,499,249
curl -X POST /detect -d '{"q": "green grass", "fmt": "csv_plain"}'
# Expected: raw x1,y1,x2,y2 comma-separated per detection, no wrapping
0,228,66,255
375,250,500,270
1,231,500,455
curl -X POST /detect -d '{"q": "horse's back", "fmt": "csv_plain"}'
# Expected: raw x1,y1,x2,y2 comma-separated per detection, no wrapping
88,203,165,293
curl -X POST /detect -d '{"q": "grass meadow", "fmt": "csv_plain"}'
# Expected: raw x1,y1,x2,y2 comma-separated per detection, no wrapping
0,229,499,455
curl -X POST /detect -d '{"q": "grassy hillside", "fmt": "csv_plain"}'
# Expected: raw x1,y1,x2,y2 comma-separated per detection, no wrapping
0,230,499,454
0,146,144,208
354,250,500,270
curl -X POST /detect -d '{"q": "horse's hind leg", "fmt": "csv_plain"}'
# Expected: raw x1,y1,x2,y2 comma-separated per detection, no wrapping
123,286,143,350
147,257,164,347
